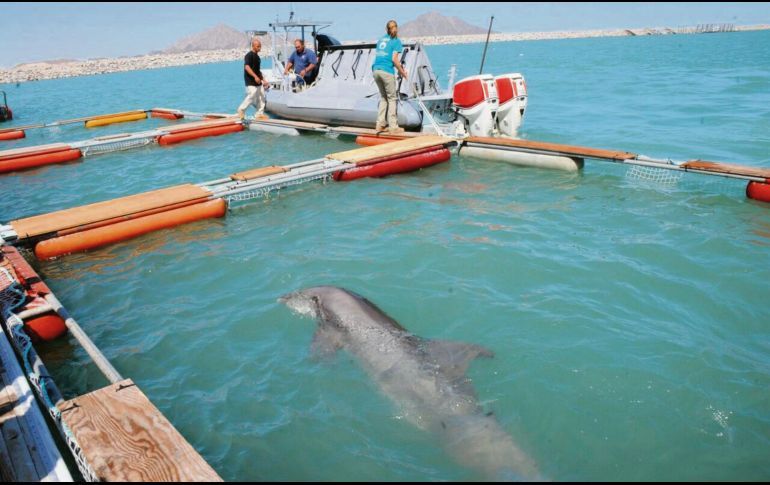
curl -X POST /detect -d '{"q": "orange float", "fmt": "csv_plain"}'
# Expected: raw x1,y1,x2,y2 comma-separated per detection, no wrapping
354,135,406,147
334,147,451,181
24,314,68,342
746,181,770,203
157,123,244,145
151,110,184,120
1,246,68,342
34,199,227,260
0,148,82,174
0,130,25,141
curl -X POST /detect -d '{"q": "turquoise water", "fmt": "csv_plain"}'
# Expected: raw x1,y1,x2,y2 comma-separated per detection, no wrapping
2,31,770,481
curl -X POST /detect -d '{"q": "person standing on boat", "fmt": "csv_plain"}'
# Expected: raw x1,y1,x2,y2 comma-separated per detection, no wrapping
237,38,269,120
284,39,318,87
372,20,408,133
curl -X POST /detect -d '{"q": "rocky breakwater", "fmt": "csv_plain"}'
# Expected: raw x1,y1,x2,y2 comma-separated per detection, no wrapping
0,48,261,84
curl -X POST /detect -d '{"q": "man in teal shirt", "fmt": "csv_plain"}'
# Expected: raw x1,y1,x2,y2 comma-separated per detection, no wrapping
372,20,409,133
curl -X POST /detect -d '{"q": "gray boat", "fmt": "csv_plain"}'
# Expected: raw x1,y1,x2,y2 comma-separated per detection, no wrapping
259,18,529,138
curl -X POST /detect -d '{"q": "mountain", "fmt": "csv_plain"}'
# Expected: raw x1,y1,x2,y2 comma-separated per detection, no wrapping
163,23,249,53
399,11,493,37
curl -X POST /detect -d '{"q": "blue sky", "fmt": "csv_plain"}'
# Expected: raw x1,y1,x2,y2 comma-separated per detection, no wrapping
2,2,769,67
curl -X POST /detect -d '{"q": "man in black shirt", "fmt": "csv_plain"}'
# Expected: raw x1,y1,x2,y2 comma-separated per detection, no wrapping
237,38,269,119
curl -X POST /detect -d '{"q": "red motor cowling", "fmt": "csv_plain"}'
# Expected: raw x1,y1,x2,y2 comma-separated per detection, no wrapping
494,73,527,138
452,75,498,137
453,76,490,109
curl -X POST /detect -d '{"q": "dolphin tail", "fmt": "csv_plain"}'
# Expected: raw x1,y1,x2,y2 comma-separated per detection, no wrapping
442,413,543,481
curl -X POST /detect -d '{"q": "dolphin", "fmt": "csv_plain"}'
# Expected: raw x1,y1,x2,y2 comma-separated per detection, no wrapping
279,286,542,481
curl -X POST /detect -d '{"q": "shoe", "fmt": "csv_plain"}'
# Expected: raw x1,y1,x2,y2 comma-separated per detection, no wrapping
387,126,405,134
237,110,245,120
374,124,385,133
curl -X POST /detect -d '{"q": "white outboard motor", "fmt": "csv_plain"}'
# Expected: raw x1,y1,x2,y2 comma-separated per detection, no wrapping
494,73,527,138
451,74,498,137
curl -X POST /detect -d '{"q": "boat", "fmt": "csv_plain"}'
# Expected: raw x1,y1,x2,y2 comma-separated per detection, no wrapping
260,18,529,139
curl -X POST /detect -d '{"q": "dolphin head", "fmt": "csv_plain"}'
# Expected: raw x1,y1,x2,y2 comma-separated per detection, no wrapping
279,286,349,323
278,288,321,319
279,286,360,359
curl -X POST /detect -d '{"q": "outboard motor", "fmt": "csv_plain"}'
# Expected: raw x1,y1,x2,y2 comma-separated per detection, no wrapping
451,75,498,137
494,73,527,138
0,91,12,122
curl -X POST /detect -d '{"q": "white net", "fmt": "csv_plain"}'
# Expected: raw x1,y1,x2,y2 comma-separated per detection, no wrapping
624,163,747,198
81,136,155,157
225,172,333,203
0,268,25,315
625,164,683,185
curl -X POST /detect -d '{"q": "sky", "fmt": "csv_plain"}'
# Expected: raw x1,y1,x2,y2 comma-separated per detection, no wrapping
2,2,769,67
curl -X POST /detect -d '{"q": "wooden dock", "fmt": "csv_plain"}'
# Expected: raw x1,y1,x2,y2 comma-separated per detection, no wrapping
0,328,72,481
2,245,222,481
59,379,222,481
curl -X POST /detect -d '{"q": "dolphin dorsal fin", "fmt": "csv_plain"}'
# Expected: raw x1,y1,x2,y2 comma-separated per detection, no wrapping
424,340,494,379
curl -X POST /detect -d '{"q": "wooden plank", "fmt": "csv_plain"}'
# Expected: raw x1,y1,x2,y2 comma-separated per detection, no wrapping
466,136,637,161
11,184,211,239
327,135,452,164
252,118,329,130
231,165,287,181
0,425,15,481
0,342,44,481
682,160,770,179
0,302,71,482
329,125,424,138
163,117,241,134
60,379,222,482
0,381,28,481
0,143,72,161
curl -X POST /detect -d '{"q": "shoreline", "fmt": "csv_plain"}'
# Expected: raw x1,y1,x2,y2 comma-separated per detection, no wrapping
2,24,768,85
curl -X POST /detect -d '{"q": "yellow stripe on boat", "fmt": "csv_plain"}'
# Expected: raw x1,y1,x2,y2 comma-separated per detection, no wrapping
84,112,148,128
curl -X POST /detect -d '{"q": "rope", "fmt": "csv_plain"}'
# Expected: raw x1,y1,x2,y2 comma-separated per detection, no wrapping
351,50,362,80
331,51,344,78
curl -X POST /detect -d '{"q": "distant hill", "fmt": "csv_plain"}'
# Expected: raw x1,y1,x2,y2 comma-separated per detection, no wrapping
162,23,249,53
399,11,493,37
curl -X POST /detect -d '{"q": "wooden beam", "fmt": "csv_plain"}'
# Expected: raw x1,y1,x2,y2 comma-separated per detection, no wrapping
11,184,211,239
465,137,637,161
681,160,770,179
60,379,222,482
327,135,452,164
230,165,288,182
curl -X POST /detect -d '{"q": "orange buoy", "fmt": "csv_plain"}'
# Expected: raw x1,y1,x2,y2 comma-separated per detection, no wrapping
0,130,25,141
34,199,227,260
25,313,67,342
335,147,451,181
747,181,770,203
355,135,406,147
0,148,82,174
151,110,184,120
157,123,244,145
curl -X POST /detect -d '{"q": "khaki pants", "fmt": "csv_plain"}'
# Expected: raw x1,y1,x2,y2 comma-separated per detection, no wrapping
238,85,265,115
373,70,398,129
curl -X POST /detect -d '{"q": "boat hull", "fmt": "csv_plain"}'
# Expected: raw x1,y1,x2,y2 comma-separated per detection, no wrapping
266,91,423,130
